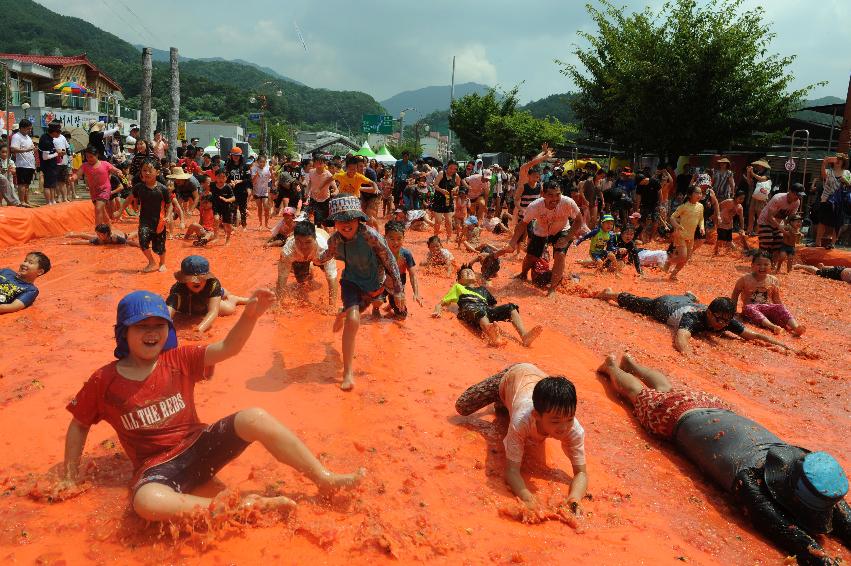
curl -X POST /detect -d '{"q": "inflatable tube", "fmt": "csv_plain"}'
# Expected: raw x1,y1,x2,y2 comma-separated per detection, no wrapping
796,246,851,268
0,201,95,246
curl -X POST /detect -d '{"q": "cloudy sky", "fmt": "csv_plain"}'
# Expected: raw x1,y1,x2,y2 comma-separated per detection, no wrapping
39,0,849,103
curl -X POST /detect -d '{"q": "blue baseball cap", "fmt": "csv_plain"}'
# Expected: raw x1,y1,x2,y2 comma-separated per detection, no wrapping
465,215,478,226
175,255,214,283
113,291,177,359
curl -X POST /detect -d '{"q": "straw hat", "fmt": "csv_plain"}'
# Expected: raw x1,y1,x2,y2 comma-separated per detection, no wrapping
166,166,193,180
88,120,106,133
716,157,731,165
751,159,770,169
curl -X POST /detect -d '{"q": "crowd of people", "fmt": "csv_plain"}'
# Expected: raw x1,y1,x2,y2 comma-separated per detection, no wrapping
1,123,850,565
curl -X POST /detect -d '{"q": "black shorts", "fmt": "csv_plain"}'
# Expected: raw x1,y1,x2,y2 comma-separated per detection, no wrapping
16,167,35,186
42,167,58,189
57,166,69,181
216,205,235,225
817,266,844,280
717,228,733,242
526,228,571,259
132,413,250,494
311,200,331,227
340,279,385,310
138,224,167,255
778,244,795,255
458,302,518,328
815,201,840,227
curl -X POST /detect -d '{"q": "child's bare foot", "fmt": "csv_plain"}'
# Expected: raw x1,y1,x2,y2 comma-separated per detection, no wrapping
619,353,638,373
594,287,614,300
141,263,158,273
521,325,543,347
340,372,355,391
158,264,167,272
316,467,366,496
767,323,783,335
790,324,806,337
597,353,619,376
239,493,297,512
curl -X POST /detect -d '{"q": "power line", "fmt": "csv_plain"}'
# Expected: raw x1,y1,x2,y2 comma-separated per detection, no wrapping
97,0,156,48
110,0,163,46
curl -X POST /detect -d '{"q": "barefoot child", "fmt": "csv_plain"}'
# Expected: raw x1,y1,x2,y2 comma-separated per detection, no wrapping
455,363,587,515
714,190,746,256
65,224,137,246
276,220,339,310
166,255,250,333
668,186,704,280
383,220,424,317
57,290,364,521
71,145,125,226
731,251,805,336
183,194,218,247
776,215,803,273
433,264,543,347
0,252,51,313
318,196,405,391
133,159,172,273
792,263,851,284
211,168,235,245
574,214,617,269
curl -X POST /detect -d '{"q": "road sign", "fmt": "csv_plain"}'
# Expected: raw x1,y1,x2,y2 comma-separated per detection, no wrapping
247,133,258,140
249,113,261,122
361,114,394,134
785,159,796,172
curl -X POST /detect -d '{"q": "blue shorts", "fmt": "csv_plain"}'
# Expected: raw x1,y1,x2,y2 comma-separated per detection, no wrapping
590,250,611,261
340,279,386,310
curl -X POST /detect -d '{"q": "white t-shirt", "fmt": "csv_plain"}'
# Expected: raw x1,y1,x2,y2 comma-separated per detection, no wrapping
10,132,35,169
251,164,272,196
53,136,70,166
280,228,337,280
307,169,333,202
522,196,581,237
757,193,799,226
499,363,585,466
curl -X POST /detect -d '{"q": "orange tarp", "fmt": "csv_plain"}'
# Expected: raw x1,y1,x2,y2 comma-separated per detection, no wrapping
0,202,94,247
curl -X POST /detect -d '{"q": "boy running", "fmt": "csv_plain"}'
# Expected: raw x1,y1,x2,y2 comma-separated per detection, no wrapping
133,159,172,273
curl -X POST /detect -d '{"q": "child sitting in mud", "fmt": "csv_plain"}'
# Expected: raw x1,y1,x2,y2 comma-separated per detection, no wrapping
574,214,617,269
65,224,137,246
166,255,250,334
454,363,587,517
731,251,805,336
183,194,218,247
56,289,364,521
433,264,543,347
0,251,51,314
422,235,457,277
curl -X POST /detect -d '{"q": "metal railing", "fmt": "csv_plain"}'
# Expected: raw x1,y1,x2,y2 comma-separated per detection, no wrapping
43,92,86,110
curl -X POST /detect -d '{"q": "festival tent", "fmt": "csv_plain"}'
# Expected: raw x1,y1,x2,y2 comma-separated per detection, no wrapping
203,138,219,155
373,144,396,164
354,142,376,157
563,159,603,172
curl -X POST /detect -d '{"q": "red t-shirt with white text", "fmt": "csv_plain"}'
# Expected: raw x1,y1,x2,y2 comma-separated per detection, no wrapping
66,346,211,483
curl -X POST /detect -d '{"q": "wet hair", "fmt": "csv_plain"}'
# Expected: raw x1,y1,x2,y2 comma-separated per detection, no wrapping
528,167,541,175
427,235,441,247
456,263,475,280
83,145,99,156
542,180,561,193
687,185,702,197
141,157,160,171
293,220,317,238
751,250,772,263
95,224,111,235
735,190,746,198
26,251,51,274
197,174,209,185
621,225,636,234
532,376,577,415
707,297,735,315
345,155,359,167
384,220,406,235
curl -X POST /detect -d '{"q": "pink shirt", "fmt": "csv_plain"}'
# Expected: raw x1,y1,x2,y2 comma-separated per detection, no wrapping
81,160,119,201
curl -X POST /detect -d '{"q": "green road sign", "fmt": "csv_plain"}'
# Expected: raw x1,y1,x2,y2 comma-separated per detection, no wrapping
361,114,394,134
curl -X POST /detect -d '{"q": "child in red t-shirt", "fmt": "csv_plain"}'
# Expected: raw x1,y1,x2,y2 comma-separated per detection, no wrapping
57,289,364,521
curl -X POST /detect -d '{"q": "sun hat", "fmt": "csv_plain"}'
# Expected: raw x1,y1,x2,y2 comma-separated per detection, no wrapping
751,159,771,169
113,291,178,359
166,166,192,180
465,215,479,226
716,157,731,164
629,212,642,220
88,120,106,133
696,173,712,188
764,447,848,534
174,255,215,283
328,195,368,222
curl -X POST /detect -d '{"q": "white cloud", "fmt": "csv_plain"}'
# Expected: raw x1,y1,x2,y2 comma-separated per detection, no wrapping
451,44,498,86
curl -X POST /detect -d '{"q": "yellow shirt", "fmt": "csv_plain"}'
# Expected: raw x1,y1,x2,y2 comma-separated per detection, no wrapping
333,172,372,197
671,201,705,236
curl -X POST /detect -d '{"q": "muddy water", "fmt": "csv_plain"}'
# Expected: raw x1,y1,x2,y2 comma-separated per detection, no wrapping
0,212,848,565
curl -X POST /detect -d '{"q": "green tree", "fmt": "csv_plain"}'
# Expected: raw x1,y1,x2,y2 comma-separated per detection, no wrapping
557,0,815,158
386,139,423,159
266,122,295,156
484,112,575,158
449,86,519,155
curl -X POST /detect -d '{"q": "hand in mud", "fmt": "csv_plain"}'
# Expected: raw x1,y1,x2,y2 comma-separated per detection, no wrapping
414,295,424,307
34,477,90,502
244,288,276,319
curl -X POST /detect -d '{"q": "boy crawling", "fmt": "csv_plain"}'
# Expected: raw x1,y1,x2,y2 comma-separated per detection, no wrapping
433,264,542,347
455,363,587,517
58,290,364,521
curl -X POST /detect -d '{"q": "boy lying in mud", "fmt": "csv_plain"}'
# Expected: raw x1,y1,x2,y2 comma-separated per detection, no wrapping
455,363,587,521
56,289,363,520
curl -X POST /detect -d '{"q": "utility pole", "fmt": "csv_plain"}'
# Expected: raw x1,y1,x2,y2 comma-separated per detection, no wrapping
837,73,851,154
448,55,455,162
168,47,180,162
140,48,152,140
